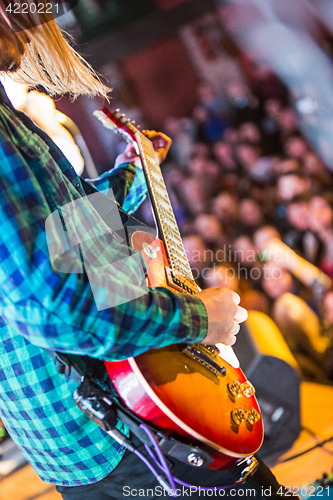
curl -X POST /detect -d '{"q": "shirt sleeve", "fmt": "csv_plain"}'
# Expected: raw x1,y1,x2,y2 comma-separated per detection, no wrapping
0,117,207,361
85,163,147,214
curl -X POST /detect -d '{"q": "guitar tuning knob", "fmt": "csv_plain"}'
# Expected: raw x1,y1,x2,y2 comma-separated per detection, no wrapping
115,108,120,113
131,120,136,124
121,113,126,118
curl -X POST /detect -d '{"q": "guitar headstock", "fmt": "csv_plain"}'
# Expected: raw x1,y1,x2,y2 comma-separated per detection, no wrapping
93,107,141,150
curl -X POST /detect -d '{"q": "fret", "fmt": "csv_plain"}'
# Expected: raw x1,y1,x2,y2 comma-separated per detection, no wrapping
163,227,184,249
147,166,164,180
155,199,176,219
152,188,171,209
167,226,185,253
158,212,178,232
158,209,179,231
157,203,179,235
168,250,191,272
158,215,188,251
148,171,167,191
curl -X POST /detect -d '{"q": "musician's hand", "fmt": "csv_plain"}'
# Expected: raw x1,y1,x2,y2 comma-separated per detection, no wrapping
114,131,172,169
114,143,141,168
142,130,172,164
197,288,248,346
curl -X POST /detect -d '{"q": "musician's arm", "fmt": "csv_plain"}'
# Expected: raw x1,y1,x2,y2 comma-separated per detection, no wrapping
84,130,171,214
84,162,147,213
0,130,208,361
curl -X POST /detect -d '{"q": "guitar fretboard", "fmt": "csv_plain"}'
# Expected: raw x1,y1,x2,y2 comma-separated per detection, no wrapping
93,108,197,289
136,132,194,282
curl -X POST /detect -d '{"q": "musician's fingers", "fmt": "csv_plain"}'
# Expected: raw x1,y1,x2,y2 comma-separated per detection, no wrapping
123,143,138,155
230,321,241,335
142,130,172,156
234,306,248,324
231,291,241,305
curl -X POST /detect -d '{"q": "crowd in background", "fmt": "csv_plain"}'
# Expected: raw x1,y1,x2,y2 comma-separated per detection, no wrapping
136,68,333,382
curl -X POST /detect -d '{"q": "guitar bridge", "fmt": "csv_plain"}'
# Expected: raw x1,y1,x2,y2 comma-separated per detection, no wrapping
182,344,226,378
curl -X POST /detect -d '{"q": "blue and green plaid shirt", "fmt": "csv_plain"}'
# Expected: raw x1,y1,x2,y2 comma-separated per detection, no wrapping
0,84,207,486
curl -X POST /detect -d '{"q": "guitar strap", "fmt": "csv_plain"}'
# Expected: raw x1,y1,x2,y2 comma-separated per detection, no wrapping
44,348,214,466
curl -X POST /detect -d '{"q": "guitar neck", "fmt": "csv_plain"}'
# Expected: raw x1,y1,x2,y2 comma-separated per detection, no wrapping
93,108,197,288
135,131,194,282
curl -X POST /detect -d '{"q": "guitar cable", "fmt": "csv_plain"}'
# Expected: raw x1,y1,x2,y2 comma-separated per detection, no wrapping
74,377,255,496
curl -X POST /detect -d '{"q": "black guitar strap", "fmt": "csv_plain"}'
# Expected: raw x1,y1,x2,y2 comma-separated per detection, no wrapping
44,348,213,467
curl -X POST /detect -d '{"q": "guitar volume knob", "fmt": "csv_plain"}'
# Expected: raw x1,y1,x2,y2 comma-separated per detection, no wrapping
231,408,246,425
245,408,261,425
227,380,241,397
241,382,255,398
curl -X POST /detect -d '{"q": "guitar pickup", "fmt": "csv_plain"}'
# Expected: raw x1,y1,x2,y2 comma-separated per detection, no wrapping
182,345,226,378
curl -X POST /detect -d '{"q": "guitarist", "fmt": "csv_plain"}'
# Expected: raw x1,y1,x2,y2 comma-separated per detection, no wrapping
0,3,295,499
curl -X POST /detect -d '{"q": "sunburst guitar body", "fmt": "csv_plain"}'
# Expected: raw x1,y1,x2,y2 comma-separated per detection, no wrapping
94,108,264,471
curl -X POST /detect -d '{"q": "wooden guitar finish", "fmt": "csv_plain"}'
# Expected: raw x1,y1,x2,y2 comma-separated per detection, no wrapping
94,108,264,470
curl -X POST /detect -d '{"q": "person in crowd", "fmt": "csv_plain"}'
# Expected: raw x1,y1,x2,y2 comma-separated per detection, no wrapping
193,213,225,249
192,104,227,143
212,140,238,172
284,194,324,266
211,192,240,241
239,198,265,231
308,195,333,278
261,261,295,301
237,121,262,146
188,155,222,195
235,142,273,183
283,133,310,160
276,170,311,202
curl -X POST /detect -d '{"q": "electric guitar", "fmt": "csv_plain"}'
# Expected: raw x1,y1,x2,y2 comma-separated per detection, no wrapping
93,108,264,470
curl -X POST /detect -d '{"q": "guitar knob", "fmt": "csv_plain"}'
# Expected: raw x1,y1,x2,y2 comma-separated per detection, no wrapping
231,408,246,425
227,380,241,397
245,408,261,425
241,382,255,398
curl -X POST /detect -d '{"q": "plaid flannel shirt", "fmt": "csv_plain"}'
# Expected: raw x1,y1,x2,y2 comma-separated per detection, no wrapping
0,84,207,486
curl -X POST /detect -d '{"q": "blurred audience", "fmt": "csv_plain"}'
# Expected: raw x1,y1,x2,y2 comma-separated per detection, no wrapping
136,72,333,382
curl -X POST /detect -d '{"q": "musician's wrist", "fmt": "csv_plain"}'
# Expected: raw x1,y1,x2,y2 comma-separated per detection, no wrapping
178,293,208,344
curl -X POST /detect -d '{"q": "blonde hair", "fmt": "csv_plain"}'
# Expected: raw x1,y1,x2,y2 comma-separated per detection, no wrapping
0,0,110,98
